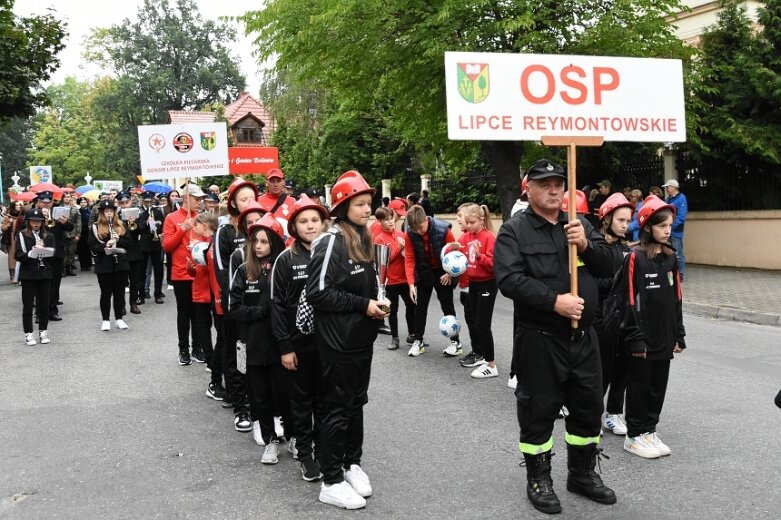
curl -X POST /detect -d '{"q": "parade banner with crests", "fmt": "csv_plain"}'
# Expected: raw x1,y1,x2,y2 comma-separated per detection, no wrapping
445,52,686,143
137,123,230,180
228,147,279,175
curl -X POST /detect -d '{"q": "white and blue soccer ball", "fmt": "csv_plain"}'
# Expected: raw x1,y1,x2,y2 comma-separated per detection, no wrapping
442,250,468,276
191,241,210,266
439,315,461,338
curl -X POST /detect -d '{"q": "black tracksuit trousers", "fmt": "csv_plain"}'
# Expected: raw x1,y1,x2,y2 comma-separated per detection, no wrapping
599,331,629,414
245,364,290,444
287,349,322,462
49,257,64,315
22,279,50,332
319,357,371,485
625,358,670,438
515,329,603,453
467,279,497,362
413,268,459,343
222,317,249,414
386,283,415,339
460,290,477,355
210,309,224,387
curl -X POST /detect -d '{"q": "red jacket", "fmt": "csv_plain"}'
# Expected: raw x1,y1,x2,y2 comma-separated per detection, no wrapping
191,236,213,304
207,248,223,315
373,228,407,285
458,229,495,282
162,207,197,281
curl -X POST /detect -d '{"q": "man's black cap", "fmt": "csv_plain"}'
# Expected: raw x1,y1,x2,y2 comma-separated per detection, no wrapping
527,159,566,181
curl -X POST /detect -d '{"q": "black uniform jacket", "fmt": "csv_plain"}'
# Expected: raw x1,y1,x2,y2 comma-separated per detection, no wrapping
123,221,143,262
15,230,56,281
621,248,686,360
229,263,277,366
49,218,75,259
88,224,131,274
214,223,246,313
306,226,378,363
138,206,164,253
493,206,615,336
271,246,316,357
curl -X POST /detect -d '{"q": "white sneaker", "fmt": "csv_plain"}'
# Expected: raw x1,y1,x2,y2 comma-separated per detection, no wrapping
287,437,299,459
261,440,279,464
558,406,570,419
471,364,498,379
507,375,518,389
408,340,425,357
442,340,463,357
39,330,50,344
344,464,372,498
648,432,671,456
101,321,111,331
25,333,36,346
624,433,661,459
115,319,129,330
319,481,366,510
125,286,130,293
252,421,265,446
167,284,174,291
602,413,628,435
274,416,285,439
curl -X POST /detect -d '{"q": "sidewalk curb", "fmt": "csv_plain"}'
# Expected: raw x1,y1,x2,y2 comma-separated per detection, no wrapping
684,301,781,327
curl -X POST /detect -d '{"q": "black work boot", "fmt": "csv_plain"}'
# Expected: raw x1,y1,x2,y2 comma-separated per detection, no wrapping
523,451,561,514
566,443,617,504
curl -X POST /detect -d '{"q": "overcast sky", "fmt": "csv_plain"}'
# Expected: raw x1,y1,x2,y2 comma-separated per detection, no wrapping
13,0,265,95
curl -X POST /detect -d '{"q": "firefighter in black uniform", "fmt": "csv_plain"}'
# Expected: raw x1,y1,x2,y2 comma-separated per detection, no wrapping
494,159,617,514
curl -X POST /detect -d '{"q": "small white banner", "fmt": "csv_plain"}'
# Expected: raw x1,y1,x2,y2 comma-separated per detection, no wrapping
93,180,124,192
138,123,229,180
445,52,686,142
29,166,52,185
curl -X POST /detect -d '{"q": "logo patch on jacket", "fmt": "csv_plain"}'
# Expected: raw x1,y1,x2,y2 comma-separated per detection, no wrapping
667,271,674,286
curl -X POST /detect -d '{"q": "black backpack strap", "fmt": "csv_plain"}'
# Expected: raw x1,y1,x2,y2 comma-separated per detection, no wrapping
270,194,287,214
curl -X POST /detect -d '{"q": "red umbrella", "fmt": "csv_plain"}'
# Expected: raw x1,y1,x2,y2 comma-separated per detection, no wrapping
61,187,75,193
11,192,38,202
29,182,63,194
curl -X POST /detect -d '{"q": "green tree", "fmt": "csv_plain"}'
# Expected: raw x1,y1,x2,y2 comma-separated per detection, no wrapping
27,78,118,187
0,0,66,121
0,116,35,193
242,0,691,217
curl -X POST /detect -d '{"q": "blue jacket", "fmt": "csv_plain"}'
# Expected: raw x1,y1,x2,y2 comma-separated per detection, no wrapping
627,199,643,241
667,192,688,239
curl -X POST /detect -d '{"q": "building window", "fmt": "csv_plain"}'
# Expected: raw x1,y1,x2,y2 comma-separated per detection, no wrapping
237,127,264,144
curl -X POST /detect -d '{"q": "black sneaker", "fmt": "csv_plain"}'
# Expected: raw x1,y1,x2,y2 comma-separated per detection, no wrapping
300,458,323,482
206,383,226,401
388,337,400,350
221,399,234,409
191,349,206,363
460,351,485,367
405,334,415,344
234,412,252,432
178,352,192,366
378,325,392,335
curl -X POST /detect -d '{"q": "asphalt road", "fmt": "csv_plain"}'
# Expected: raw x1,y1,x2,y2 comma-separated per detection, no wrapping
1,272,780,519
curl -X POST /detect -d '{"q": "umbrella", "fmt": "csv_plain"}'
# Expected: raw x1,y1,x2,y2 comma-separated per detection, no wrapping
81,189,102,201
142,182,172,195
62,187,75,193
29,182,63,194
11,191,38,202
75,184,95,195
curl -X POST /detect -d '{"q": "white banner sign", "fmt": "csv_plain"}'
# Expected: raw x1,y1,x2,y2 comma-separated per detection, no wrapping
93,180,124,192
445,52,686,142
29,166,52,185
138,123,229,180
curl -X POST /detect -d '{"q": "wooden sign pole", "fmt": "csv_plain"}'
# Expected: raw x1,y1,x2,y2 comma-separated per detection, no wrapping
540,136,604,329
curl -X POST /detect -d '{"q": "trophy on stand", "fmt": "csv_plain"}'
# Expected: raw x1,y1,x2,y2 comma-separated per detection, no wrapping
374,244,391,313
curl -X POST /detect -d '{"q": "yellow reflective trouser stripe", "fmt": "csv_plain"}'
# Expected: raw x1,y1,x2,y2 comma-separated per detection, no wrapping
518,437,553,455
565,432,600,446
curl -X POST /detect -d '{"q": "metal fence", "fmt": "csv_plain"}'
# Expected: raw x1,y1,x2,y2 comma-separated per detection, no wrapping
676,152,781,211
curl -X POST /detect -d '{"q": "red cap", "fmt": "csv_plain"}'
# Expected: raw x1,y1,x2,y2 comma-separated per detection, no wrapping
266,168,284,180
388,198,408,216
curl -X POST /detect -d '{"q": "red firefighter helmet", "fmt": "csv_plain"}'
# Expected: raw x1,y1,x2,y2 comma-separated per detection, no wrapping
520,175,529,201
329,170,375,215
287,193,329,237
226,178,258,216
561,190,588,214
637,195,675,228
248,212,285,241
237,199,266,234
598,192,634,221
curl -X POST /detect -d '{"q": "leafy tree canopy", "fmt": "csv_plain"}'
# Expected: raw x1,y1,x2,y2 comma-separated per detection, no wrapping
0,0,66,121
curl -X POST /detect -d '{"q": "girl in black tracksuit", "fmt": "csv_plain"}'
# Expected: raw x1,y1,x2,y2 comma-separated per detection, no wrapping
229,215,287,458
306,171,388,508
15,209,55,345
271,194,328,481
621,197,686,456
